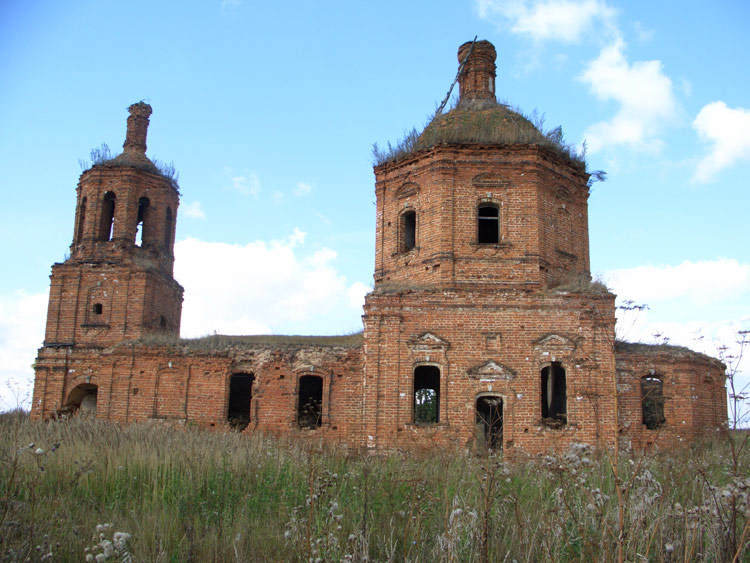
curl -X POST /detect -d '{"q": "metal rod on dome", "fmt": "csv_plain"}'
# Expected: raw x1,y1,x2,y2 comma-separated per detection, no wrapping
434,35,477,116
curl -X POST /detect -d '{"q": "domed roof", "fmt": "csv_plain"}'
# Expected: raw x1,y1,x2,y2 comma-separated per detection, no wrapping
416,99,548,150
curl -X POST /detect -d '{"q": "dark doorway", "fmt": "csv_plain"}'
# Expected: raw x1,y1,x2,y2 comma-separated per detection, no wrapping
227,373,254,430
298,375,323,429
476,395,503,450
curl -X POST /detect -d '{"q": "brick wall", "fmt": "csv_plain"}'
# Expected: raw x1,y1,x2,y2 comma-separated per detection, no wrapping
373,144,590,291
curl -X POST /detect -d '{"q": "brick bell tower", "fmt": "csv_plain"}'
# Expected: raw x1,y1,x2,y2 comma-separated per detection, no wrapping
40,102,183,349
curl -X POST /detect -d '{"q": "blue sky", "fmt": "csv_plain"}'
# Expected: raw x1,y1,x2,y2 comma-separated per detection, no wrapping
1,0,748,412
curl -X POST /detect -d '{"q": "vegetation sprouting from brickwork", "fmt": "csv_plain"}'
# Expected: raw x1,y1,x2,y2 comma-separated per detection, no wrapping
78,142,180,190
615,340,721,363
372,100,588,170
126,331,364,351
547,272,611,295
1,412,748,561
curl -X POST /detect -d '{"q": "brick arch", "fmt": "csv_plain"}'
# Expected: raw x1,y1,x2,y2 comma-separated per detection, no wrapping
64,382,98,416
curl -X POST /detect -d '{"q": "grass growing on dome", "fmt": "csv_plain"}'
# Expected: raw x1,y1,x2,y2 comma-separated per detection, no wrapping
372,99,587,169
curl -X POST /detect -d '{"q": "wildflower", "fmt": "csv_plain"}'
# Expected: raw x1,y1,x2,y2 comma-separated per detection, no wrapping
34,448,45,455
665,543,674,553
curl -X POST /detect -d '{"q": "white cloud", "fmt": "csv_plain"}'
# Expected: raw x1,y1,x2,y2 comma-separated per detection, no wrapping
294,182,312,197
314,209,332,225
174,230,366,337
580,38,678,153
605,258,750,306
229,174,260,197
182,201,206,220
347,282,370,309
0,291,48,411
631,21,654,42
478,0,615,43
692,101,750,183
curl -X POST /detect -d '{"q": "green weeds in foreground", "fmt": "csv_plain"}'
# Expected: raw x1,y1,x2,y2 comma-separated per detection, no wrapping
0,411,748,561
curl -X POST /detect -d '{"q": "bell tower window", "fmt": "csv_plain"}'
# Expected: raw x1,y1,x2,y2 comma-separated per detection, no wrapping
164,207,173,251
98,192,116,241
76,197,87,243
135,197,150,247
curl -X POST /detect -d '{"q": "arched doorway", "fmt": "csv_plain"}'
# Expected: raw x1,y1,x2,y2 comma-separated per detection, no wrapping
66,383,98,416
475,395,503,450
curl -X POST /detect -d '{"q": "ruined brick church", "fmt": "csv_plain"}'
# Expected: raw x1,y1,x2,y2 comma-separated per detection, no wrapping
31,41,727,454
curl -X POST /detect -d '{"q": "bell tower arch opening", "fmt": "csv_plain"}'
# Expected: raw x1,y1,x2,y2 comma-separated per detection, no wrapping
98,192,116,242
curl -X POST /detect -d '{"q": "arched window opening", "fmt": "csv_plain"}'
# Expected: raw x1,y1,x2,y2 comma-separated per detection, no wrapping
65,383,98,416
135,197,150,247
227,373,254,431
477,204,499,244
414,365,440,423
541,362,567,426
641,376,665,430
164,207,173,251
76,197,87,243
298,375,323,429
400,209,416,252
98,192,116,241
159,315,167,330
476,395,503,450
93,303,103,315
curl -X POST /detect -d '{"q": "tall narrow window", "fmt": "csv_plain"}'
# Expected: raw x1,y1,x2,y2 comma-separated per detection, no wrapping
477,204,499,244
641,376,665,430
298,375,323,429
164,207,173,251
98,192,116,241
400,210,416,252
227,373,254,430
135,197,150,247
414,365,440,423
541,362,567,425
76,197,87,243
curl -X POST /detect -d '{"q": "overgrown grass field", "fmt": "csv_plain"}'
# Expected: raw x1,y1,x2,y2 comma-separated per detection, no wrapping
1,412,748,561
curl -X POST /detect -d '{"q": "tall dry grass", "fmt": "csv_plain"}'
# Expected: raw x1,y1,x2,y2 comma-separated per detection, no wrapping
1,411,747,561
